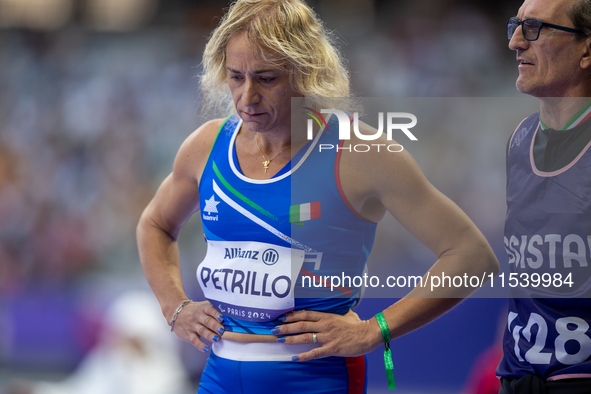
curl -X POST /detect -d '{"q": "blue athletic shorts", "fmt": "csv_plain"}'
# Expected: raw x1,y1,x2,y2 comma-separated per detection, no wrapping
198,351,367,394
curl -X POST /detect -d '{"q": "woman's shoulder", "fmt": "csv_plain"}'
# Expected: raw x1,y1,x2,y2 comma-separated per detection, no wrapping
190,117,227,147
173,117,230,182
182,117,230,158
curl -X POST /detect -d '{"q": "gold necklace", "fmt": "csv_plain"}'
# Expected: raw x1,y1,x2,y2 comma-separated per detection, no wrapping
255,134,292,173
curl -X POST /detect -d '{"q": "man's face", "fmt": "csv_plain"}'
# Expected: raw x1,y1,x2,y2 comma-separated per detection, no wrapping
509,0,588,97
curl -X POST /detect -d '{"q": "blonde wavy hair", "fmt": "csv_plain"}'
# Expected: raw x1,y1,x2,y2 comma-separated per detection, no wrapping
200,0,352,117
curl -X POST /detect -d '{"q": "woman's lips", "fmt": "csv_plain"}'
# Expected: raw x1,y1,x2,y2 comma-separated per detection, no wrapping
241,111,265,119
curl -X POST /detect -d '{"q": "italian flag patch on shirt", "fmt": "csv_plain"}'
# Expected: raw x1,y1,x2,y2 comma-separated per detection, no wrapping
290,201,321,225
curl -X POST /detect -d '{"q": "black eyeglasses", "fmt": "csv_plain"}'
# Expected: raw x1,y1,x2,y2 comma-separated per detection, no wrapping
507,17,583,41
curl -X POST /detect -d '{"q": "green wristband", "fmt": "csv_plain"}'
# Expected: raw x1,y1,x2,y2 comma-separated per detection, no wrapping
375,312,396,390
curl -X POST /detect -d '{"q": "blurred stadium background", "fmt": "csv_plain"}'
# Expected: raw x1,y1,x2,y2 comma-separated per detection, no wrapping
0,0,532,393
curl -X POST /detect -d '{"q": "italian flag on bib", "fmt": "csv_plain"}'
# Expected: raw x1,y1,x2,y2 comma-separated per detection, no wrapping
290,201,321,225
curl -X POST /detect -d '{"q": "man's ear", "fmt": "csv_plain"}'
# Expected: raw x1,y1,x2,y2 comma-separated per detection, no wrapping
580,37,591,69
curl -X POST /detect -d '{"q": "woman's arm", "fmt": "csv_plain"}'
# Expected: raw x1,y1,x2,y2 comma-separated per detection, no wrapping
136,119,226,351
274,130,499,361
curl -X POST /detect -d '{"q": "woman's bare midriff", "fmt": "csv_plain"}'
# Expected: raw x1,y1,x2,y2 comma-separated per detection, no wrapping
222,331,278,343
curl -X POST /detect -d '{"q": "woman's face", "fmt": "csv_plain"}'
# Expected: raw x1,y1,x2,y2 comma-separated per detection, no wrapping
225,31,301,135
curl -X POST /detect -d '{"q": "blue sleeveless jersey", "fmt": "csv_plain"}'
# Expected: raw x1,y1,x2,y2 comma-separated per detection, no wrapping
197,114,377,335
497,112,591,380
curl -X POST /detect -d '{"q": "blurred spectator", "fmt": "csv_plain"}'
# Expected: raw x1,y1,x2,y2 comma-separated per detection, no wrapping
0,26,203,295
6,291,192,394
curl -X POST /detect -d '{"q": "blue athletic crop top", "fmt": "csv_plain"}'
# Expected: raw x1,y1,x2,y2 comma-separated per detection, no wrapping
197,114,377,335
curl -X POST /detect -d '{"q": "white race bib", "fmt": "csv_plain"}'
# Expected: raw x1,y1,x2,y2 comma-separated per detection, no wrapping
197,240,305,322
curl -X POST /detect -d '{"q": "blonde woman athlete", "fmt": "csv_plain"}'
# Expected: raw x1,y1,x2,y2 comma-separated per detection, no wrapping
136,1,499,393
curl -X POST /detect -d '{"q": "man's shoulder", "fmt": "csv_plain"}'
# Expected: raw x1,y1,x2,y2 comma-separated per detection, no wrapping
514,112,540,130
507,112,540,153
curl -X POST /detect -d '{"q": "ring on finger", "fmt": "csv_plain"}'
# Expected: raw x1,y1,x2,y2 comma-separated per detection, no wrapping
312,332,318,344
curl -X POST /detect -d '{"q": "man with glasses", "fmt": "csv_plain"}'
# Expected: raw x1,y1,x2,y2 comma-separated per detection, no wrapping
497,0,591,392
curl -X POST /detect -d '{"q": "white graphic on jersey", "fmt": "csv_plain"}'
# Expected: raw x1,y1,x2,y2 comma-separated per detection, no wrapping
212,180,314,252
304,252,323,270
512,126,530,148
203,195,220,222
507,311,591,366
504,234,591,269
204,195,220,214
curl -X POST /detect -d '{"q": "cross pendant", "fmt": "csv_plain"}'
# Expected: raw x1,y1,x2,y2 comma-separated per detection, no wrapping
263,160,270,173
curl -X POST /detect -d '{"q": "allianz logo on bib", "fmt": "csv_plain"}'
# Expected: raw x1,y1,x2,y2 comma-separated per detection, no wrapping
223,247,280,265
224,248,259,260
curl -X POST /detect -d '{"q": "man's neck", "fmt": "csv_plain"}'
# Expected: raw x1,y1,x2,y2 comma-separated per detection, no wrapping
539,97,591,130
